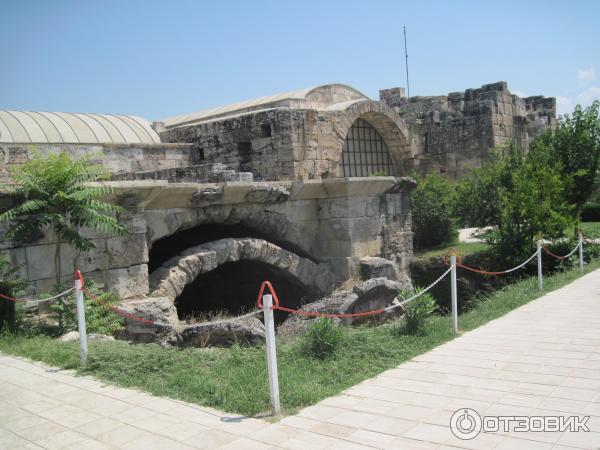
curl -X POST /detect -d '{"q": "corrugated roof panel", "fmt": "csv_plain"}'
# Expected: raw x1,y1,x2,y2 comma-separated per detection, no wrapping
26,112,64,142
9,111,47,142
53,112,97,143
86,114,126,143
0,110,161,144
119,115,153,143
0,111,30,142
119,116,160,144
77,114,112,142
0,115,14,142
44,112,80,143
105,115,141,143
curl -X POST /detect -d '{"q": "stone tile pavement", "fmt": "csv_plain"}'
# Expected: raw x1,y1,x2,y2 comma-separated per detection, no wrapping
2,269,600,449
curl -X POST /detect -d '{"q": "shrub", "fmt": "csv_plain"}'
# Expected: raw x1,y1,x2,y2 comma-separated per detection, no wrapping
395,289,436,336
0,253,27,332
582,202,600,222
49,280,125,336
486,144,574,263
545,100,600,217
454,158,502,227
302,318,344,359
0,151,127,289
411,174,457,249
453,144,574,263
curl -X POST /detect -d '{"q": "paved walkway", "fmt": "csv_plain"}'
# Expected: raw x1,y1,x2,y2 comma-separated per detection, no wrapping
2,270,600,449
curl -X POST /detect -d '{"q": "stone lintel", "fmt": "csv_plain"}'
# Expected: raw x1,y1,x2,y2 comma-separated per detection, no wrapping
91,177,414,209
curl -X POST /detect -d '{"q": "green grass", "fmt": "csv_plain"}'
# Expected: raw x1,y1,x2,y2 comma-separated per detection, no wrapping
414,241,489,260
580,221,600,238
2,259,600,417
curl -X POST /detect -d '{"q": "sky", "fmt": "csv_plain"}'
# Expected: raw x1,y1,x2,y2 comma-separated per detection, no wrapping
1,0,599,120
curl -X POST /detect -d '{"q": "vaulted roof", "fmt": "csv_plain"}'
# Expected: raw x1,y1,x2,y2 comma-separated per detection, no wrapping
162,84,369,129
0,110,161,144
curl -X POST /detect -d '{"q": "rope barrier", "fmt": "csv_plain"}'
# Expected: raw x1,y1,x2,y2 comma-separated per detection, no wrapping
256,267,453,318
0,287,74,305
542,241,581,260
82,288,167,327
385,267,453,311
448,248,540,276
256,280,387,318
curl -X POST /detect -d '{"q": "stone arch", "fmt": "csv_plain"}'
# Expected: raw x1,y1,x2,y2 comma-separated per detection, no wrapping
331,100,413,176
149,237,336,303
144,203,322,267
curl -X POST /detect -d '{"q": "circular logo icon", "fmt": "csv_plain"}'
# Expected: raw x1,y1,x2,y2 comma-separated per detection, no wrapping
450,408,482,440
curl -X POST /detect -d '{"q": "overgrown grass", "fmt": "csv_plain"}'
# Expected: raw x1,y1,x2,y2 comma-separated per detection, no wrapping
414,241,489,260
580,221,600,238
1,259,599,417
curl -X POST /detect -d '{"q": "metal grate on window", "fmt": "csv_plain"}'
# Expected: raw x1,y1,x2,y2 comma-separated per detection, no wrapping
341,118,395,177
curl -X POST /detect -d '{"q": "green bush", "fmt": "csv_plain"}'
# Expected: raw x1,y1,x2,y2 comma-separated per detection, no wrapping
395,289,436,336
50,280,125,336
454,159,502,227
302,318,344,359
0,253,27,332
487,144,574,263
582,202,600,222
411,174,457,249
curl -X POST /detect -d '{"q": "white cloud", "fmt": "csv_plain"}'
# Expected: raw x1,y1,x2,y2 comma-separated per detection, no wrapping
576,67,596,83
577,86,600,105
556,96,573,115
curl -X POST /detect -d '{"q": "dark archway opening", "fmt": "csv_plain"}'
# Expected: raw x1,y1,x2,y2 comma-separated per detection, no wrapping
175,260,313,324
149,223,317,273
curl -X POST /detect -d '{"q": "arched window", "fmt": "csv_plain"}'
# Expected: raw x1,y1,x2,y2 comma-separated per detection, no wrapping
340,118,395,177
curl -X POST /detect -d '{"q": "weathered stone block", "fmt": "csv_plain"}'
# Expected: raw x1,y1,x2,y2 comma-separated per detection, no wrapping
24,243,76,281
105,264,149,298
360,256,398,281
106,234,148,267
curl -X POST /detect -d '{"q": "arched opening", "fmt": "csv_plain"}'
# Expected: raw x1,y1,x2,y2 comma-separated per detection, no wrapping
175,260,311,323
341,118,396,177
149,222,317,273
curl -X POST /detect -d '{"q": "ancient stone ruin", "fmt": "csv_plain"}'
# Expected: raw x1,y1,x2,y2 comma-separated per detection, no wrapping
0,82,556,345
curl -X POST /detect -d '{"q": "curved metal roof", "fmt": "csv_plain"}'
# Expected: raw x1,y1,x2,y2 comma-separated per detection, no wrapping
0,110,161,144
163,83,369,129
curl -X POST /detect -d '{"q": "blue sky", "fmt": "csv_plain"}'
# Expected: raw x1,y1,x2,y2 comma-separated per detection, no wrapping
1,0,598,120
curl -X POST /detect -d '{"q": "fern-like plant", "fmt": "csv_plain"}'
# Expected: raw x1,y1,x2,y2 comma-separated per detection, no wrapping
50,279,124,335
0,150,128,286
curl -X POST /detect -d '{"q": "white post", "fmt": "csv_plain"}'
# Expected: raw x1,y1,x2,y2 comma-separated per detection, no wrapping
262,294,281,416
579,232,584,273
74,278,88,365
450,255,458,333
537,240,543,292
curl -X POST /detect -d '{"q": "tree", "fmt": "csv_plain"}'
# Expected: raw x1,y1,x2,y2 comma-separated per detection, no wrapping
454,144,574,262
542,100,600,217
454,153,503,227
411,174,457,249
489,144,574,261
0,151,127,287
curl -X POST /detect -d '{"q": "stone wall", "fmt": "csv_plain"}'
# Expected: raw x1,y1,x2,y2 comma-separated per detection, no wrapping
0,142,197,184
161,100,413,181
0,178,414,299
0,211,149,298
379,81,556,178
161,109,302,180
